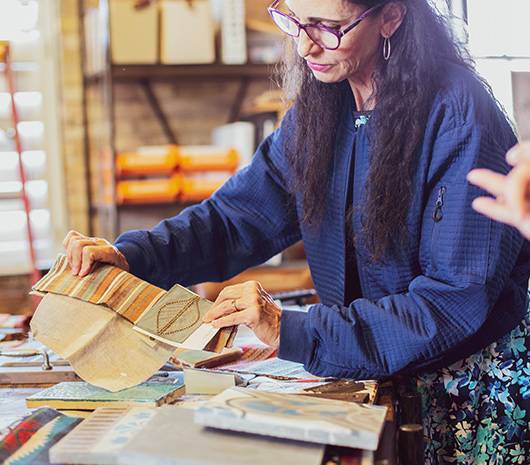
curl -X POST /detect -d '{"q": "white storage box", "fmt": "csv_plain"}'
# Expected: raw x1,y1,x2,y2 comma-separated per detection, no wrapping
160,0,215,64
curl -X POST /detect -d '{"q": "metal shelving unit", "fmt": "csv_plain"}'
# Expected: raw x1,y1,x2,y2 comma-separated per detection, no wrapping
79,0,280,240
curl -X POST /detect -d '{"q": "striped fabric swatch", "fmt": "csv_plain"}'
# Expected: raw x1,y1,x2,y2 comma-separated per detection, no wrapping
33,254,165,324
34,254,237,353
204,323,238,353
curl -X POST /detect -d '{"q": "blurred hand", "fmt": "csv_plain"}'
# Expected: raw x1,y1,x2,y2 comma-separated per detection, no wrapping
505,141,530,166
63,230,130,276
467,142,530,240
203,280,282,348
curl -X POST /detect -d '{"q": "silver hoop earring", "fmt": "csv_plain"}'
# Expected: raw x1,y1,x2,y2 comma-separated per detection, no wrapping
383,35,391,61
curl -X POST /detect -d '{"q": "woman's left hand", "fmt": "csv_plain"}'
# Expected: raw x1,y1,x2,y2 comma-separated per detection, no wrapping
202,281,281,348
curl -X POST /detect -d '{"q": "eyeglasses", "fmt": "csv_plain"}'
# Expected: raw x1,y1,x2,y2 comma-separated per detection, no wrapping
267,0,381,50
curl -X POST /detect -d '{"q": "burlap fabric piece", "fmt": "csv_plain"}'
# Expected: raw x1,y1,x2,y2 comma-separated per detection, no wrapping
31,293,175,392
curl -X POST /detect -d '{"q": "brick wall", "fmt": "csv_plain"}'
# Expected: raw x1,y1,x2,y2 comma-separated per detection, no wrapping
57,0,90,234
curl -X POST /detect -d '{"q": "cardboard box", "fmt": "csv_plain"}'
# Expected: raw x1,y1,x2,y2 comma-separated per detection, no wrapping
109,0,159,64
160,0,215,64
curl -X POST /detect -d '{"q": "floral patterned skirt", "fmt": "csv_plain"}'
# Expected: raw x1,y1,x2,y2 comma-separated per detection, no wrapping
405,307,530,464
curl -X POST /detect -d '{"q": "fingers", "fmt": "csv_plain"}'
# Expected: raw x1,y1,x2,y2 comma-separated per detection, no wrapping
203,282,253,324
506,141,530,166
202,281,281,348
62,230,82,250
202,296,240,324
471,197,516,226
77,245,113,276
517,216,530,241
467,168,507,198
504,163,530,221
63,230,91,274
62,230,129,276
468,164,530,238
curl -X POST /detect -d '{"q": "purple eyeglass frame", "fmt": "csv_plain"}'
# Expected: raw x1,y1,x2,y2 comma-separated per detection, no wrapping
267,0,381,50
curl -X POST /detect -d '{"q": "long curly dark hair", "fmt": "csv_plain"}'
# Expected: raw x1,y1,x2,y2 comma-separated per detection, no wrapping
280,0,475,262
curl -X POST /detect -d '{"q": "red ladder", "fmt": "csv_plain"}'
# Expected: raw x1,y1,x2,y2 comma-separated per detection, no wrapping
0,41,41,303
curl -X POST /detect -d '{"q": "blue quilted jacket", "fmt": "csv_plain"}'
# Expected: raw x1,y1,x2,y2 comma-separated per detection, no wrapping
116,62,530,379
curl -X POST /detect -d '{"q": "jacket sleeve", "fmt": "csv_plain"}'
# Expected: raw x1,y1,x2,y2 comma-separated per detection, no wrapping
278,121,530,379
114,119,302,290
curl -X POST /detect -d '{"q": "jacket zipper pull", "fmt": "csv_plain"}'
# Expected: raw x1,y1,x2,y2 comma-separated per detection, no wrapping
432,186,446,222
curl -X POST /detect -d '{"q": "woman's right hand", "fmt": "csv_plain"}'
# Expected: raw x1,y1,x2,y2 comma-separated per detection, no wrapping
63,230,130,276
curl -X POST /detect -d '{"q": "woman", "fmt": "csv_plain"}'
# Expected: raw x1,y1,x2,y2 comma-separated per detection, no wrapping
65,0,530,462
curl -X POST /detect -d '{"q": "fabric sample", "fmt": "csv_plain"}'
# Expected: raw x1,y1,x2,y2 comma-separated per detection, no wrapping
33,254,237,353
33,254,165,323
0,407,81,465
31,293,175,392
134,283,213,345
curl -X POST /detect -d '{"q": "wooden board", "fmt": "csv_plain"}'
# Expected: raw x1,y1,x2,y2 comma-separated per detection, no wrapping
0,364,81,385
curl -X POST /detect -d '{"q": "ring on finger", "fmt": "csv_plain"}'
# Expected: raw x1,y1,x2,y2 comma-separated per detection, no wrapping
231,299,238,312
